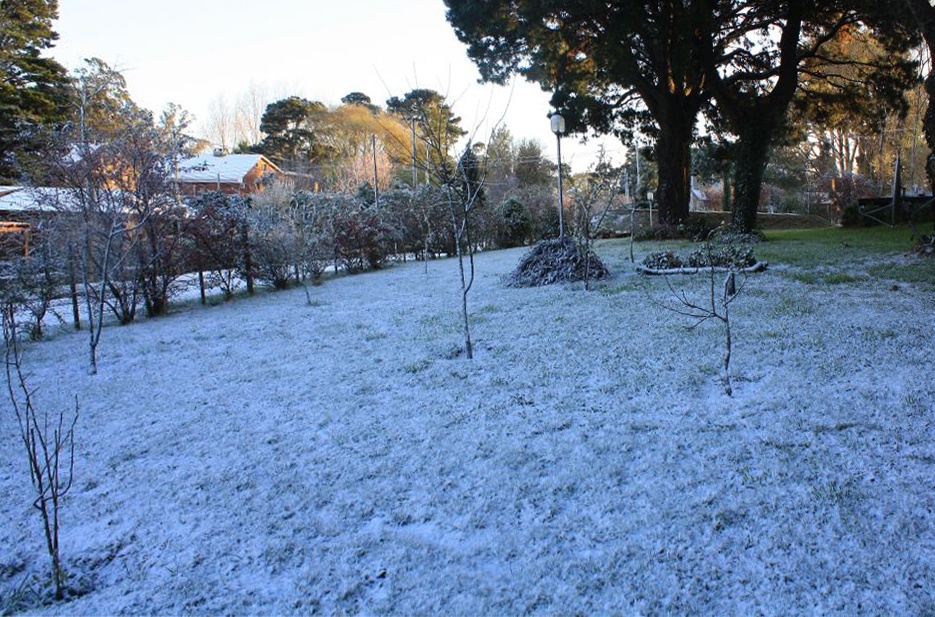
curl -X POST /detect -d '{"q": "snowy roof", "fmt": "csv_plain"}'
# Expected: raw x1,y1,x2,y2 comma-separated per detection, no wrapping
177,154,280,184
0,186,75,213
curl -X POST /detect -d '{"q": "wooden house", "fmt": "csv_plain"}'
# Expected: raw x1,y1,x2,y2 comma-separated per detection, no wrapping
0,186,68,257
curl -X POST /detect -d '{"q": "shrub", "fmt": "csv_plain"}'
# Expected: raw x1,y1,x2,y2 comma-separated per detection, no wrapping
677,215,714,242
642,238,757,271
248,215,295,289
496,198,533,248
687,244,756,268
635,222,680,241
642,250,683,270
333,206,387,273
912,232,934,256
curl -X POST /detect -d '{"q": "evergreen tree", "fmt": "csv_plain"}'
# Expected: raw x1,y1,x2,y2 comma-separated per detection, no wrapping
386,89,466,176
0,0,71,182
697,0,917,232
445,0,707,225
257,96,333,173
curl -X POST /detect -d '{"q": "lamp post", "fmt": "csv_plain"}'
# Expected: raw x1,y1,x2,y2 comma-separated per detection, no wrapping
550,113,566,238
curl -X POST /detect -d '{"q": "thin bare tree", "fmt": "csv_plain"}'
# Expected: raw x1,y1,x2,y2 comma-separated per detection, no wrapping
651,238,751,396
569,148,620,290
2,307,78,601
204,94,236,152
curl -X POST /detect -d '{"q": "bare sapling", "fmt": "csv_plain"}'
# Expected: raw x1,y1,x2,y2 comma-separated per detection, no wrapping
445,146,485,359
628,200,639,264
380,89,502,359
2,306,78,601
42,59,166,374
80,203,148,374
570,148,620,290
657,244,748,395
420,112,490,359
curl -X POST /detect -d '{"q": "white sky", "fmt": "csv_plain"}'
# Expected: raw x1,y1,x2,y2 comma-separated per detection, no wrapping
51,0,628,171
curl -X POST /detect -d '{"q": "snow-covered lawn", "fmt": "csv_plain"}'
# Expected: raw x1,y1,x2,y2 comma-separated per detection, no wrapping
2,237,934,614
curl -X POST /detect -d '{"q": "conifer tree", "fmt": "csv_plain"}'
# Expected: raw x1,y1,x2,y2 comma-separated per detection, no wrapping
0,0,71,182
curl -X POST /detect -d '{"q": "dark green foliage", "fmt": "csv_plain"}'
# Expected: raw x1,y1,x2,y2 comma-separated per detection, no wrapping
840,203,878,228
456,147,485,211
0,0,71,182
497,198,533,248
641,236,758,270
687,244,756,268
386,89,465,140
444,0,705,225
635,222,681,242
513,140,553,188
340,92,378,113
256,96,333,171
678,215,715,242
641,250,684,270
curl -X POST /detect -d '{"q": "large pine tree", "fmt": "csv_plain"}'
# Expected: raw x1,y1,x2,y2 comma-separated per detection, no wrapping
444,0,707,225
0,0,71,182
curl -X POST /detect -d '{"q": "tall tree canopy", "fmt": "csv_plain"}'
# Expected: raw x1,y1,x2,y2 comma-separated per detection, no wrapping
319,101,410,192
386,88,466,180
386,88,465,141
794,23,918,179
70,57,145,143
257,96,333,172
444,0,707,224
697,0,916,231
902,0,935,193
0,0,70,182
340,91,379,114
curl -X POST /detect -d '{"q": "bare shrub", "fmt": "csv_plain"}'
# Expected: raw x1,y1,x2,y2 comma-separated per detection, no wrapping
0,227,67,340
2,306,78,601
189,192,248,301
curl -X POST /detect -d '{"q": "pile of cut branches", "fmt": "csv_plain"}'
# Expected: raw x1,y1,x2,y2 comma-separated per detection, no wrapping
506,237,610,287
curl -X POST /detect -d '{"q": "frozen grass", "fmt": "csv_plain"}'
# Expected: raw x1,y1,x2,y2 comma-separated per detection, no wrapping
1,231,934,614
758,225,924,267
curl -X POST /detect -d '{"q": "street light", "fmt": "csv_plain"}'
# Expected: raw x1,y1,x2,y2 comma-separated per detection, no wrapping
550,113,566,238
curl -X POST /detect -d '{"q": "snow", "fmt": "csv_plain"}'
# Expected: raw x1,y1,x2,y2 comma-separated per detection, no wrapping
177,154,274,185
2,240,934,614
0,187,75,213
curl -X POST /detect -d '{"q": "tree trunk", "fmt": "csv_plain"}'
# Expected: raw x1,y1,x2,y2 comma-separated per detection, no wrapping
68,244,81,330
241,221,255,295
696,0,802,233
654,106,694,224
198,269,207,305
731,120,774,233
903,0,935,197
